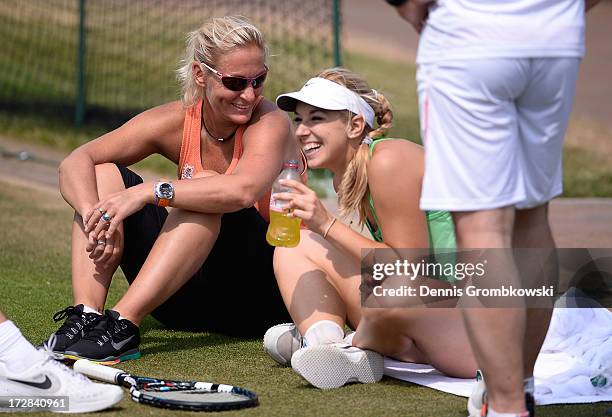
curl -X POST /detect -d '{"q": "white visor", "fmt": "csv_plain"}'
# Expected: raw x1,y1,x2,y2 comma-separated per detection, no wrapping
276,77,375,128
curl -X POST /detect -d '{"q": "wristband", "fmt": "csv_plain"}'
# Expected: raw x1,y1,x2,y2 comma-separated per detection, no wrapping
323,217,337,239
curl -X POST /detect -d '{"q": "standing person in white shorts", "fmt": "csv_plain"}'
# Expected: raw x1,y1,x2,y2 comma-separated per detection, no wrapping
386,0,599,416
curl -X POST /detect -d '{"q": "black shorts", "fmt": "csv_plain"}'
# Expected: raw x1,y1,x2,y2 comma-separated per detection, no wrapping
117,165,290,336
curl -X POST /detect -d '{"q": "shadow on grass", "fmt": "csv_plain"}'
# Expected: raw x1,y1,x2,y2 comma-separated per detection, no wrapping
138,316,259,356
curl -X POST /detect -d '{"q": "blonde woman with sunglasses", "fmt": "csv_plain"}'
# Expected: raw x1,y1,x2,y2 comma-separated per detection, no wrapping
44,16,305,364
264,67,477,388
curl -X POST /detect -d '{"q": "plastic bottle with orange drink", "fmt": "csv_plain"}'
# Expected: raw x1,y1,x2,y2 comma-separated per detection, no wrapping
266,160,302,247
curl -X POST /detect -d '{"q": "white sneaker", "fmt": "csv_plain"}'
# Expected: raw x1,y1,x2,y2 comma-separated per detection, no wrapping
467,371,534,417
291,342,383,389
468,370,487,417
263,323,303,366
0,350,123,413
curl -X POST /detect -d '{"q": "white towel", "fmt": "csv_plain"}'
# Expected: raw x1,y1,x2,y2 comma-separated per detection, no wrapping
383,300,612,405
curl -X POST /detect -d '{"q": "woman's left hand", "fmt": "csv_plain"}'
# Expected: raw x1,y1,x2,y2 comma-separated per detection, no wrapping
273,179,334,236
83,183,150,239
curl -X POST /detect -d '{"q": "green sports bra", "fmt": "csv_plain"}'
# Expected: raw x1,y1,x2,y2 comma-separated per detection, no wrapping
364,138,457,281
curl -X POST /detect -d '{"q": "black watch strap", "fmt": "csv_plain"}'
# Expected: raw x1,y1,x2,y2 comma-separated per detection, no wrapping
386,0,409,6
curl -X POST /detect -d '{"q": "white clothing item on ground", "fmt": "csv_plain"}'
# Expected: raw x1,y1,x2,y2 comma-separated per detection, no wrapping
417,0,584,64
418,57,580,211
384,302,612,406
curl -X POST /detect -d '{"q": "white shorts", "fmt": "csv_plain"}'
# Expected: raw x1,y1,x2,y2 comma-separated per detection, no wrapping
418,58,580,211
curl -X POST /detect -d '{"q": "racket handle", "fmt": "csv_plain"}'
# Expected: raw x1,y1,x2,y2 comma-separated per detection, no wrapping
74,359,125,384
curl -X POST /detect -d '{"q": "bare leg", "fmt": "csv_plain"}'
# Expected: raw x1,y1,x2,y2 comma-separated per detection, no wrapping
0,311,6,324
355,307,477,377
111,170,222,326
72,164,126,311
112,206,221,325
454,207,527,413
513,203,555,379
273,230,361,334
275,230,476,377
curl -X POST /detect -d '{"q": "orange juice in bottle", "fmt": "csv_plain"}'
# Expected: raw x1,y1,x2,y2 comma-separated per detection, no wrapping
266,160,301,247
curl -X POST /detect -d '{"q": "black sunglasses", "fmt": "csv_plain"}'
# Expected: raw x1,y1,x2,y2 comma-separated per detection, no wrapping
201,62,268,92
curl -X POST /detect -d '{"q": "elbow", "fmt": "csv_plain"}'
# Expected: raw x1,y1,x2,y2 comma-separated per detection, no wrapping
58,154,73,179
235,182,260,210
237,189,258,210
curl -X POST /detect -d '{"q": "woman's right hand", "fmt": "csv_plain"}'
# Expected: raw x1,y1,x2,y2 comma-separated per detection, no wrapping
273,179,334,236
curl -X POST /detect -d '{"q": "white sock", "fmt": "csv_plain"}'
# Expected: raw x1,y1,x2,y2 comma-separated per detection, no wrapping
0,321,44,373
487,407,527,417
523,376,535,395
82,305,101,314
303,320,344,347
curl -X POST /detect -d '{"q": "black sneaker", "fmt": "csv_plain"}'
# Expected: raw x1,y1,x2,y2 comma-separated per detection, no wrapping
63,310,141,364
45,304,103,353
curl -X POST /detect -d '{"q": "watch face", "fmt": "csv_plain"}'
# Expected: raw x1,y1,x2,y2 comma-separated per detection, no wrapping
157,182,174,199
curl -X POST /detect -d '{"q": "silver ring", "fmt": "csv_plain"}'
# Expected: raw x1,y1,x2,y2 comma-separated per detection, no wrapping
98,208,105,214
101,213,111,222
97,240,106,246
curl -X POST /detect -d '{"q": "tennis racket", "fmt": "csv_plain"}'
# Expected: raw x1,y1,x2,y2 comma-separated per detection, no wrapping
73,359,258,411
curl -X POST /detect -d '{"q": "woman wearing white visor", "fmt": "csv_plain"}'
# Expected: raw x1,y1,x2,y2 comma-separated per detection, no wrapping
264,68,477,389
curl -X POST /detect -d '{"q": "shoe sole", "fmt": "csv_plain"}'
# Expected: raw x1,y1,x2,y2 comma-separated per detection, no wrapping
63,349,141,365
55,388,124,413
291,345,383,389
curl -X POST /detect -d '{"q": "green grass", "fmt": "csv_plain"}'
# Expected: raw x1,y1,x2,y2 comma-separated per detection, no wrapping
1,181,611,417
2,49,612,197
1,2,611,196
0,1,336,112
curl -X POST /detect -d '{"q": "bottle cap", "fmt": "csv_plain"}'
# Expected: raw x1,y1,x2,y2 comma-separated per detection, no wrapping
283,159,299,169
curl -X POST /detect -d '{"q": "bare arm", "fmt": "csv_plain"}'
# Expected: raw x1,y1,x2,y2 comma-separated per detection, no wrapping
279,141,428,263
586,0,600,12
168,104,292,212
326,141,428,259
388,0,435,33
366,141,429,249
58,101,182,216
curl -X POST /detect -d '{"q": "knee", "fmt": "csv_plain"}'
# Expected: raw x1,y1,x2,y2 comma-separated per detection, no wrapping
515,204,549,231
167,207,221,234
272,232,319,283
360,307,405,328
356,308,415,354
453,209,514,247
94,162,121,180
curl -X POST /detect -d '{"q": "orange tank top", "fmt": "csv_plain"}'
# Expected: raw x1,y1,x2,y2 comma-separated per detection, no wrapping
177,98,307,223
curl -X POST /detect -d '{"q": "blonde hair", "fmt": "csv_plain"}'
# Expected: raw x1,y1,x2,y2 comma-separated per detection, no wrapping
316,67,394,227
176,16,269,107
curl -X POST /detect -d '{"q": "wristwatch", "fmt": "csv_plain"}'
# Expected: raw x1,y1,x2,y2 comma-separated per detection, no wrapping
154,181,174,207
386,0,408,6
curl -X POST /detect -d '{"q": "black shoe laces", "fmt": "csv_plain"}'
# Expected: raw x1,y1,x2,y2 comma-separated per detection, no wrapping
82,312,122,344
53,306,78,323
53,306,101,336
53,306,84,336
